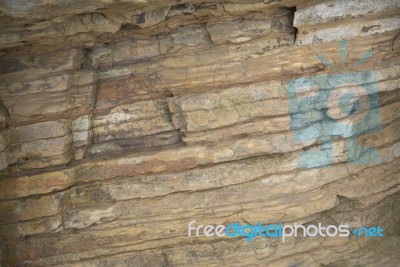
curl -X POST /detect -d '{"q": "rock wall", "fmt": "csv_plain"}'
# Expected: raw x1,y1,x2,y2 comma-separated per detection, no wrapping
0,0,399,266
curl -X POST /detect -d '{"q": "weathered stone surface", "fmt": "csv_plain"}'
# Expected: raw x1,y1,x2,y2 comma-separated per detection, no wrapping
294,0,400,27
89,130,182,156
12,120,69,143
0,169,75,200
0,75,69,96
0,70,93,127
72,115,92,160
12,135,72,170
0,191,66,225
0,13,120,50
0,120,73,172
96,32,399,98
171,24,209,46
2,151,398,265
207,9,295,45
95,74,167,110
168,80,288,132
90,99,180,155
0,0,399,266
0,49,83,82
168,72,400,136
55,250,169,267
136,6,171,28
296,15,400,45
0,130,16,171
88,38,160,69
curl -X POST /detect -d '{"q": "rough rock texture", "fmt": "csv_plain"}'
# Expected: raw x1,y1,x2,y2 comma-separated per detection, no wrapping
0,0,399,266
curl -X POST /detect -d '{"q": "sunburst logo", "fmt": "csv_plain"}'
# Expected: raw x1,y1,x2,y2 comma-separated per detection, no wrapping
316,40,373,71
286,40,382,168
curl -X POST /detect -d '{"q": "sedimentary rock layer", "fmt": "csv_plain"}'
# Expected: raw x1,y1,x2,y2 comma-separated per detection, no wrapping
0,0,399,266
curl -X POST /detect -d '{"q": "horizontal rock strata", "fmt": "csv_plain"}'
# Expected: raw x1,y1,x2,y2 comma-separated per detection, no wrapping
0,0,399,266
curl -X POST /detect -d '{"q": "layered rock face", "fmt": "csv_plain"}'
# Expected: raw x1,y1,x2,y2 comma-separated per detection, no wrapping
0,0,399,266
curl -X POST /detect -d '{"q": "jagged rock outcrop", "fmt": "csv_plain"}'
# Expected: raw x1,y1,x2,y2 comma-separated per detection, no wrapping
0,0,399,266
